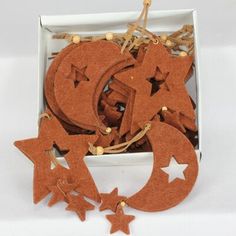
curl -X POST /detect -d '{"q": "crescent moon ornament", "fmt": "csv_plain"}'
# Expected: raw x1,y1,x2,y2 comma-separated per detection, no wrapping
44,43,86,133
126,120,199,211
54,40,135,132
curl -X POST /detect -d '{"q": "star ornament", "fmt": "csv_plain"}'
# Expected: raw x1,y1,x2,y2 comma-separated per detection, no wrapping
47,179,77,206
161,157,188,183
106,207,135,235
14,110,100,203
99,188,126,212
114,42,195,134
66,194,95,221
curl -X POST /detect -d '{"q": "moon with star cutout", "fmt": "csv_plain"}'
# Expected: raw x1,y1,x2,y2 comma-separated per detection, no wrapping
126,120,199,212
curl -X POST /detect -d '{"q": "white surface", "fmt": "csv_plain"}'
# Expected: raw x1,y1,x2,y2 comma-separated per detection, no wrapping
1,0,236,235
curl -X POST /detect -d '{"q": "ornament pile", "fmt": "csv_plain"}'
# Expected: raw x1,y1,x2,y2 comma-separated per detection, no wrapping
14,2,199,234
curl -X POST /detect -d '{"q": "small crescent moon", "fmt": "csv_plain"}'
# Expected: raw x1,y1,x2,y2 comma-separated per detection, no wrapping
126,120,198,211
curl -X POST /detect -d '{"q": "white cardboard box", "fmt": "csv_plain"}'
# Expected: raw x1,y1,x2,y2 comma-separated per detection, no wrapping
38,9,201,166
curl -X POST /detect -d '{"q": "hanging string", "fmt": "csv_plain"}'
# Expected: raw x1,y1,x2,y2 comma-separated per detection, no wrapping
121,0,152,53
88,123,151,155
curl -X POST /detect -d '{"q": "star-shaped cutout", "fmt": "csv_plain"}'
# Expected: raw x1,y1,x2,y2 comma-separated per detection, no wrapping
106,207,135,234
49,143,70,169
67,65,89,88
47,179,77,206
161,157,188,183
66,194,94,221
100,188,126,212
14,110,100,203
146,76,164,96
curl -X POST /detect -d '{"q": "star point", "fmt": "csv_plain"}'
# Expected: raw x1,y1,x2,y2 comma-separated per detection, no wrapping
66,194,95,221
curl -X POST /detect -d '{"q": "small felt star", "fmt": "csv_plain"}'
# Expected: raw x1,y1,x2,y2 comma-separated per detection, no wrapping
106,207,135,234
161,157,188,183
47,179,77,206
161,110,186,133
66,194,94,221
99,188,126,212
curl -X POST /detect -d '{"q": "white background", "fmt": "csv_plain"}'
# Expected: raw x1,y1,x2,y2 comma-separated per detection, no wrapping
0,0,236,235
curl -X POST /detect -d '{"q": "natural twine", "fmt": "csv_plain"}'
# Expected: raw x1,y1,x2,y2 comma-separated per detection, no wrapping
88,123,151,155
121,0,152,53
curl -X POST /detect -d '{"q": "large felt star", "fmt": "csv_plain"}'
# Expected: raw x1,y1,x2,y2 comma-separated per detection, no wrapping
14,111,100,203
114,42,195,134
161,156,188,183
66,194,94,221
99,188,126,212
106,207,135,234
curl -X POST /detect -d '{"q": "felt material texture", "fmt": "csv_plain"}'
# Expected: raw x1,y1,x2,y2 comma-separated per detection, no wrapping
93,58,135,123
44,43,89,134
126,120,198,211
161,110,186,133
14,111,101,203
95,128,119,147
106,206,135,235
47,179,77,206
44,43,78,125
114,42,195,134
99,188,127,212
54,40,134,132
66,194,95,221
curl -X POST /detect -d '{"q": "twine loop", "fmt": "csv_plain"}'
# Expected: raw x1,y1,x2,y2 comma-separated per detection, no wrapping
88,123,151,155
39,112,51,120
121,0,152,53
143,0,152,6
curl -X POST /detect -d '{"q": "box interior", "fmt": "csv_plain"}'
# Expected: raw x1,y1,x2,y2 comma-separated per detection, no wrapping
38,10,201,165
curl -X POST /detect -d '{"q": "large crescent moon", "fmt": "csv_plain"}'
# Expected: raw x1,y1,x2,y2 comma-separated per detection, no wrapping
54,40,134,132
126,120,198,211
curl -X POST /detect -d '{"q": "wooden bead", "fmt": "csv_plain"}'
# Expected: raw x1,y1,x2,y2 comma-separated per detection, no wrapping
105,127,112,134
165,40,173,47
160,33,168,42
106,32,114,41
120,201,126,207
72,35,80,44
179,51,188,57
96,146,104,155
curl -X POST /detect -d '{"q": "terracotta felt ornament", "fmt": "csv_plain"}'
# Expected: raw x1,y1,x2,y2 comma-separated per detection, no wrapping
114,42,196,134
14,111,101,204
97,119,198,234
54,40,135,133
126,120,198,211
44,43,84,133
15,2,199,234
